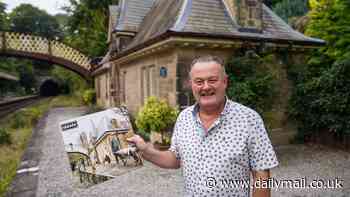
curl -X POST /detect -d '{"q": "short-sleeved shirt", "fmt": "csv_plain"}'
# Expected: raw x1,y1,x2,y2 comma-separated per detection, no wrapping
169,99,279,197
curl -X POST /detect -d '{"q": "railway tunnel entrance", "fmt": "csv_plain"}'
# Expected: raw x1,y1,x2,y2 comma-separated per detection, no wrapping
39,79,59,97
0,31,97,99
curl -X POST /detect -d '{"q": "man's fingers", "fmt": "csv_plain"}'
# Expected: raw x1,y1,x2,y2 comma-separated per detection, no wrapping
127,135,139,143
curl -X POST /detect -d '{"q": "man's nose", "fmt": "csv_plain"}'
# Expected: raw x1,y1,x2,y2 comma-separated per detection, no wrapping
202,81,211,90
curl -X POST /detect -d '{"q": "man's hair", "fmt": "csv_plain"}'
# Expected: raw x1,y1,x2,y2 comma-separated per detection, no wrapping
189,55,227,78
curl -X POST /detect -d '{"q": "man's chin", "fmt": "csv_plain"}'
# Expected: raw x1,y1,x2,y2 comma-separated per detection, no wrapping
199,98,217,108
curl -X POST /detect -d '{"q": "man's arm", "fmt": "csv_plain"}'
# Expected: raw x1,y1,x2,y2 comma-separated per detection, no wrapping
252,170,270,197
127,135,180,169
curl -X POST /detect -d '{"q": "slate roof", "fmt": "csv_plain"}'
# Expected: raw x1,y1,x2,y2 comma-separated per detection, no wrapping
113,0,325,54
115,0,155,32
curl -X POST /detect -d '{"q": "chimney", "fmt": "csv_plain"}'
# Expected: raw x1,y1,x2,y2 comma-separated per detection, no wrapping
225,0,263,33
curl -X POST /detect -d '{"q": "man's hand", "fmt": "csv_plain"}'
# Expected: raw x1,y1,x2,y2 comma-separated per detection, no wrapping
127,135,149,151
252,170,270,197
127,135,180,169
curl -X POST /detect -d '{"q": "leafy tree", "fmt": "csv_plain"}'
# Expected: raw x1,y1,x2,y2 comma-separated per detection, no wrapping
226,52,277,115
0,2,7,30
264,0,284,8
289,0,350,139
9,4,61,39
273,0,309,23
16,63,36,94
63,0,118,56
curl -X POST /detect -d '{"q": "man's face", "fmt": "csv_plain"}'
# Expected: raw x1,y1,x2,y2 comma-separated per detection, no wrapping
190,61,227,110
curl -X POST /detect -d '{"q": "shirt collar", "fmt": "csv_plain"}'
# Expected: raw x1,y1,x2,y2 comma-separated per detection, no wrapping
191,96,230,119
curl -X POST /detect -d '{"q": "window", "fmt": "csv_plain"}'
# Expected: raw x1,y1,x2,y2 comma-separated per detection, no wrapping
141,65,157,103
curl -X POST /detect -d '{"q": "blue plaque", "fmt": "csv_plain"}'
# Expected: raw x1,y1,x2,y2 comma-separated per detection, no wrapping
160,67,167,78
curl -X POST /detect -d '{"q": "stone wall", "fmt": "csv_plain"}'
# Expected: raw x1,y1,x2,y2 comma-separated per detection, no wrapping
118,49,177,115
95,72,111,107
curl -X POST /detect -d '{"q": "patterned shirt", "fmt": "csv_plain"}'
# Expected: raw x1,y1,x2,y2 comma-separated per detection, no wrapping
169,99,279,197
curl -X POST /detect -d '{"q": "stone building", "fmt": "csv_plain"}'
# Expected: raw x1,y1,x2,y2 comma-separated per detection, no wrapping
92,0,324,116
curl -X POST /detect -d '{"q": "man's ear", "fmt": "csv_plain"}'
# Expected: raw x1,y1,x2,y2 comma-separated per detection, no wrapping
223,75,228,86
184,78,191,89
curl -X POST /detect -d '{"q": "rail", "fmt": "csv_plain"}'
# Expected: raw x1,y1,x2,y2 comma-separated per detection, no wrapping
0,95,42,119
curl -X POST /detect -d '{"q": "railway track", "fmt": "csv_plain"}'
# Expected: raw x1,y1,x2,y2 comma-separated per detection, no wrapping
0,95,43,119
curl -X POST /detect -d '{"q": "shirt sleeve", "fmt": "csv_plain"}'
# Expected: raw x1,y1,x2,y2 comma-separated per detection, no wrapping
248,112,279,171
168,118,181,160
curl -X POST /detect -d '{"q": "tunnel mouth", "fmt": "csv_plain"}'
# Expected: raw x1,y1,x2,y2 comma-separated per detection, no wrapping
40,79,59,96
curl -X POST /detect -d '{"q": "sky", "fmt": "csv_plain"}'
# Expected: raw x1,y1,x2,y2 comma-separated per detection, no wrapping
3,0,71,15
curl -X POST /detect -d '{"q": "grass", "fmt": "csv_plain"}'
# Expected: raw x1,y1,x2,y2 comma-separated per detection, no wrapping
0,94,86,196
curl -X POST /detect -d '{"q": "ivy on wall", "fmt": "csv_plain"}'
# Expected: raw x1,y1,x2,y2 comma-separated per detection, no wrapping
225,51,277,116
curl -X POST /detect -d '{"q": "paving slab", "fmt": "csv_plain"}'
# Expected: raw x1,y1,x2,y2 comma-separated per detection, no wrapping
7,107,350,197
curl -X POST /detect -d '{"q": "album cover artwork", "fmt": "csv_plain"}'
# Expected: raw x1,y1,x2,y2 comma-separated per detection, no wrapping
59,107,143,187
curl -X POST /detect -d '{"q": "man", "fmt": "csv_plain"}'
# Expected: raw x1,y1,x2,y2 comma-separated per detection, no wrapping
128,55,278,196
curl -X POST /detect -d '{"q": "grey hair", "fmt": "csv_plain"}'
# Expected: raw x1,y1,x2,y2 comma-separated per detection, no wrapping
189,55,227,78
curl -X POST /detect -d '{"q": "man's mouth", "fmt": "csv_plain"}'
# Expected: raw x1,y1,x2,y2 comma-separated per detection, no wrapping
200,91,215,97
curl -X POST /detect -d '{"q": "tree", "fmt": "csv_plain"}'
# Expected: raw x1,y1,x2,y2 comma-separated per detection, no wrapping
289,0,350,139
9,4,61,39
264,0,284,8
16,63,36,94
63,0,118,56
273,0,309,23
0,2,7,30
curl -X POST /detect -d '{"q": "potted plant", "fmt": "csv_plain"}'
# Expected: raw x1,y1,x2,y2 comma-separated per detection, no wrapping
136,96,178,148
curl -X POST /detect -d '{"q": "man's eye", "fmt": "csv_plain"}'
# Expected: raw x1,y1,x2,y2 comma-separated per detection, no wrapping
195,80,204,85
209,79,218,83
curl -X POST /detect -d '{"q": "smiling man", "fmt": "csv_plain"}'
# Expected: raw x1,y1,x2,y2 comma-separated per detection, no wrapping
128,55,278,197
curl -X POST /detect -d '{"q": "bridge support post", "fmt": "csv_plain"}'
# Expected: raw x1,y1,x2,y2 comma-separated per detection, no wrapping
1,31,6,51
48,40,52,56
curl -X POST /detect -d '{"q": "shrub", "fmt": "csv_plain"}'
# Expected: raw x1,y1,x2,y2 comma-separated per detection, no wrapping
136,129,150,142
82,89,96,105
11,112,27,129
136,96,178,144
288,0,350,140
225,52,277,114
0,128,11,145
27,108,41,126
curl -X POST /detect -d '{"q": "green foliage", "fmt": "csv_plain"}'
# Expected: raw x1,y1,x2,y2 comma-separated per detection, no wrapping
273,0,309,23
11,112,27,129
225,52,277,114
82,89,96,105
136,96,179,139
264,0,284,8
9,4,62,38
0,88,86,197
0,2,7,30
289,59,350,136
16,64,36,94
136,129,151,142
63,0,118,56
26,108,41,126
51,66,88,95
306,0,350,62
0,128,11,145
288,0,350,139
